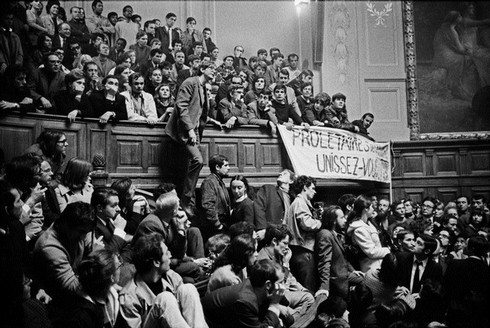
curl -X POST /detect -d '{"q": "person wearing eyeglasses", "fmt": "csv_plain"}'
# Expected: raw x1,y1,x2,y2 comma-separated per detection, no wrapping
418,196,437,225
28,52,66,111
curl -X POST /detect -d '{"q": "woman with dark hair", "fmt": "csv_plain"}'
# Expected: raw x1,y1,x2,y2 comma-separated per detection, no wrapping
40,0,62,36
346,195,390,272
59,249,119,328
113,64,131,93
110,177,150,235
55,157,93,212
207,233,257,293
53,69,90,121
30,32,54,68
229,175,255,227
284,175,322,292
25,129,67,180
154,83,174,122
144,67,162,96
243,75,266,105
464,208,485,238
316,205,360,300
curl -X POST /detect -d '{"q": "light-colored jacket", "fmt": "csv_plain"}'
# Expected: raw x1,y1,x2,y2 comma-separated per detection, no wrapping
346,219,390,272
285,193,322,252
121,90,158,121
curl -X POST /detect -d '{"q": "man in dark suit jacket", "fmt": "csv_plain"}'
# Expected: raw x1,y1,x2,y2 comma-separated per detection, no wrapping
52,22,71,54
164,61,216,212
395,234,443,294
254,170,296,237
155,12,180,53
316,205,360,300
200,154,231,241
133,191,205,283
443,236,490,328
91,187,128,255
201,259,284,328
28,53,66,110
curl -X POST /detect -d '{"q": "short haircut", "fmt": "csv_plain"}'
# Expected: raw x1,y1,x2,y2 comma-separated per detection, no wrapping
263,224,292,246
111,178,132,208
160,61,172,70
64,68,85,87
257,49,267,56
269,47,280,56
91,0,102,10
209,154,228,173
291,175,316,196
273,83,287,94
205,233,230,255
422,196,437,207
144,20,155,29
91,187,119,209
186,17,196,24
314,92,331,107
419,234,438,255
187,54,200,63
471,194,487,203
257,89,272,98
166,12,177,20
150,48,163,57
78,248,116,299
122,5,132,13
108,12,118,20
55,201,95,232
255,60,268,70
467,235,489,258
249,259,282,287
129,72,144,85
299,69,314,78
203,27,211,33
136,30,147,40
132,232,164,274
272,53,284,61
279,68,289,77
192,41,203,48
172,39,182,47
5,154,41,193
153,183,176,199
229,221,255,240
332,92,346,101
154,192,179,220
362,112,374,120
91,32,105,42
288,53,299,61
149,38,161,47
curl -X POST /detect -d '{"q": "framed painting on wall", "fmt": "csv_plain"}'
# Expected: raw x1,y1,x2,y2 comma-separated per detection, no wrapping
403,1,490,139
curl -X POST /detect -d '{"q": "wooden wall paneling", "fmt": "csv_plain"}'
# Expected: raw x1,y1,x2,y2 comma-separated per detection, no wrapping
116,136,144,172
147,139,162,173
437,188,460,204
434,150,458,176
0,117,37,160
89,127,108,169
401,152,425,176
468,150,490,174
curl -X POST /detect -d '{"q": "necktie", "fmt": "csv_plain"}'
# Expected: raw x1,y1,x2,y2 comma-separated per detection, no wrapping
412,260,421,293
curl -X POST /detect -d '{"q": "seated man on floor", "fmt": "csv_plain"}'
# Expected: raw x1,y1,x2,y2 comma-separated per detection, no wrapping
33,202,98,306
202,258,285,328
120,233,208,328
258,224,315,322
134,190,209,283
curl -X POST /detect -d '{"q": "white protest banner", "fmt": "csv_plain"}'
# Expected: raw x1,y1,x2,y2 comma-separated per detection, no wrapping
278,125,391,183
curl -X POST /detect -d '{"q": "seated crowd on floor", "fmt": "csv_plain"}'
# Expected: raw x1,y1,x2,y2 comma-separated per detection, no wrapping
1,133,490,328
0,0,375,141
1,1,490,328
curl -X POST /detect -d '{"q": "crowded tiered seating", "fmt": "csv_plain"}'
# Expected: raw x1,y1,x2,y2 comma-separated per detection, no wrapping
1,2,489,328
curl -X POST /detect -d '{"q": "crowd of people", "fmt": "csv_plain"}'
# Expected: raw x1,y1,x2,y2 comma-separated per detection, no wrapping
1,130,490,328
1,1,490,328
0,0,375,141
